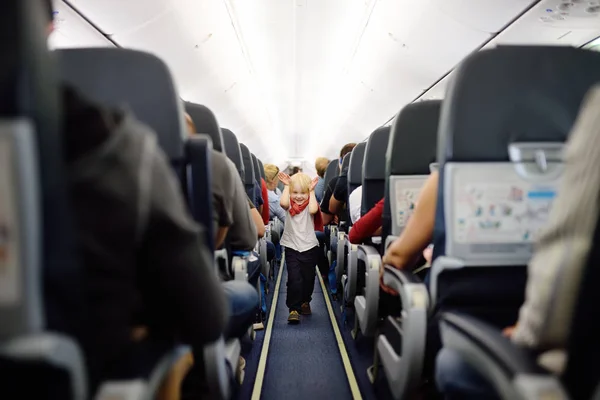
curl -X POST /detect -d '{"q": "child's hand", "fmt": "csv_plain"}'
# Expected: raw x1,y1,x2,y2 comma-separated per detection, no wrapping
278,172,291,186
310,177,319,191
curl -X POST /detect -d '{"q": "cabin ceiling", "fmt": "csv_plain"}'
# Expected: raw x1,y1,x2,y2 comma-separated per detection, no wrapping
51,0,600,171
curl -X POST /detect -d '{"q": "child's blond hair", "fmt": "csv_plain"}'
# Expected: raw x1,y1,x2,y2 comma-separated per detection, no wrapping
289,172,312,193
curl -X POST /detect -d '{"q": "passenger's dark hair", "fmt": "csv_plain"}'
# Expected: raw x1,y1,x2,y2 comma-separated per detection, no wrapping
339,143,356,160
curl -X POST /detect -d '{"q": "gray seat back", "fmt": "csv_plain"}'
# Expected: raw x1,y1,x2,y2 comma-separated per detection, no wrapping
1,1,86,398
323,159,339,191
184,102,224,153
431,46,600,328
362,126,391,215
348,142,366,197
221,128,245,180
384,101,440,239
239,143,255,194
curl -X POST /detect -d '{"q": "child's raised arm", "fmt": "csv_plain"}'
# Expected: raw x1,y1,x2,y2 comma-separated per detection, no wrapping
278,172,291,210
309,177,319,214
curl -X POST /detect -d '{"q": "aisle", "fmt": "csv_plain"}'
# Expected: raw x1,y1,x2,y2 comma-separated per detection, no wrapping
251,262,357,399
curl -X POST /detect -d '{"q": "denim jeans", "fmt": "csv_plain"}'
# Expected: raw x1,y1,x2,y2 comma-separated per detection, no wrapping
435,348,500,399
222,280,259,340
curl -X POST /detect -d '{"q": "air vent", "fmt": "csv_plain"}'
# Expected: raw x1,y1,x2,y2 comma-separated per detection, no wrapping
538,1,600,26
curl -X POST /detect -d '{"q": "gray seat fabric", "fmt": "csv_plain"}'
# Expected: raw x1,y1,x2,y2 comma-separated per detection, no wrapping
251,153,261,186
1,1,87,399
383,101,440,239
323,159,339,191
257,159,266,181
58,48,185,163
348,142,366,199
239,143,255,193
221,128,245,180
185,102,225,153
362,126,391,216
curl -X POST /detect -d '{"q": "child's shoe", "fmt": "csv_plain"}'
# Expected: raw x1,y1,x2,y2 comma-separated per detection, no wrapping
288,310,300,324
300,302,312,315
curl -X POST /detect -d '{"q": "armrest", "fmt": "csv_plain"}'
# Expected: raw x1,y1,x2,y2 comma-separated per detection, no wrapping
354,245,382,337
385,235,398,250
382,265,429,314
2,333,87,400
232,256,248,281
440,312,568,400
441,312,543,376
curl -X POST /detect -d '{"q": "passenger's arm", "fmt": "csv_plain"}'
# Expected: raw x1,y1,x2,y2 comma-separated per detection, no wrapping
322,213,334,226
329,176,347,214
348,198,384,244
249,199,266,238
382,171,438,271
309,177,319,214
141,147,227,345
278,172,291,210
320,178,336,225
215,227,228,249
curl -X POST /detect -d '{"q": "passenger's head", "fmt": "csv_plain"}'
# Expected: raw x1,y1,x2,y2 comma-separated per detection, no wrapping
264,164,280,191
291,166,302,176
315,157,329,178
184,112,196,136
289,172,311,205
339,143,356,168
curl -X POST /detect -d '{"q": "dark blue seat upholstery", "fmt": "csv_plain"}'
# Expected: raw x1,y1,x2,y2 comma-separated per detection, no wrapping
239,143,256,197
361,127,391,216
221,128,245,180
184,101,225,153
348,142,366,210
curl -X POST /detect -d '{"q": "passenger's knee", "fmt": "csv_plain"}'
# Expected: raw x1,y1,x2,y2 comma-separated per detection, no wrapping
435,348,463,387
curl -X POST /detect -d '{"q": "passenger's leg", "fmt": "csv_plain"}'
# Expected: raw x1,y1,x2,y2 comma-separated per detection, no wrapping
435,348,499,400
300,246,318,306
285,248,302,322
247,252,261,289
221,281,259,339
266,240,275,263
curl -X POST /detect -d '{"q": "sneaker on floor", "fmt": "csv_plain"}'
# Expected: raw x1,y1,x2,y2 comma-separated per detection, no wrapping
300,302,312,315
288,310,300,324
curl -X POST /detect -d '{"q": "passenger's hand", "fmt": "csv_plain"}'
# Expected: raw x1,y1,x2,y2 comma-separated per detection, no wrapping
278,172,291,186
310,177,319,191
379,265,398,296
502,324,517,338
423,246,433,264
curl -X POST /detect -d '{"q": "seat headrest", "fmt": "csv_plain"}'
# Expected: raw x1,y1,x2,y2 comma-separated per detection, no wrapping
58,48,185,160
340,152,351,174
257,158,266,181
387,100,440,176
324,159,339,187
348,142,367,185
239,143,255,185
251,153,261,184
440,46,600,163
185,102,224,153
363,126,391,180
221,128,244,179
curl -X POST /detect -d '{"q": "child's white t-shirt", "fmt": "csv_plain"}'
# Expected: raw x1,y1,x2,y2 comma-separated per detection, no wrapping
280,207,319,252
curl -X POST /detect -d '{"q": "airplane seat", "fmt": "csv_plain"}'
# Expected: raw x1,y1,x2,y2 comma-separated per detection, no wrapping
251,153,270,280
221,128,245,180
0,1,86,399
436,46,600,400
373,100,441,393
348,142,367,208
184,102,225,153
57,47,240,399
323,159,340,189
239,144,256,199
342,128,390,305
342,142,366,307
335,153,353,296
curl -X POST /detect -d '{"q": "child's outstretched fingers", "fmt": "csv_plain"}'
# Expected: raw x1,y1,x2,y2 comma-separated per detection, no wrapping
310,177,319,191
278,172,291,186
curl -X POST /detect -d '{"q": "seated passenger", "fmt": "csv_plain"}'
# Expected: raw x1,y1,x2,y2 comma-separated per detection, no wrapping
328,143,358,217
260,177,270,224
314,156,329,203
348,185,363,224
264,163,286,223
321,143,356,226
185,114,261,288
436,85,600,399
44,4,228,390
348,197,383,244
